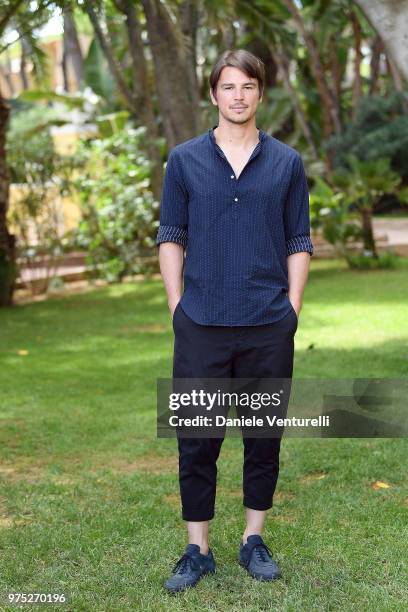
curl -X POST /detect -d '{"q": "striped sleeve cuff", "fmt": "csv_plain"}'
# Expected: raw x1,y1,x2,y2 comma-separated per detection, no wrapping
156,225,188,248
286,234,314,256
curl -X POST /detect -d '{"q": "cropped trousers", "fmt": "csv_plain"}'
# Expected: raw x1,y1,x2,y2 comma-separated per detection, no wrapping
172,301,298,522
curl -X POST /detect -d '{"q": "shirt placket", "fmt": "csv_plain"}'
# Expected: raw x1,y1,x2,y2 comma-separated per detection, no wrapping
213,140,262,219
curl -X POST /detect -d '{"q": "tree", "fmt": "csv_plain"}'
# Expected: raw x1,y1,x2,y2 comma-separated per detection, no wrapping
331,155,408,257
140,0,202,146
82,0,205,198
62,4,84,90
0,83,15,306
0,0,52,306
354,0,408,83
83,0,165,200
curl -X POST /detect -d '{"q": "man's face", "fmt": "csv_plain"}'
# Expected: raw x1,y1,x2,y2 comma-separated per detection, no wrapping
210,66,262,126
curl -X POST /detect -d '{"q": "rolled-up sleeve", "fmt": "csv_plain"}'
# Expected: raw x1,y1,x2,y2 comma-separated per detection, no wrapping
156,149,188,249
283,154,314,256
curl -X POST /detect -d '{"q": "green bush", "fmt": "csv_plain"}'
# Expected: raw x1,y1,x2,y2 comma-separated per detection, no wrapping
310,176,362,257
6,105,74,295
73,124,159,283
311,157,408,267
345,249,400,270
325,92,408,180
6,105,60,185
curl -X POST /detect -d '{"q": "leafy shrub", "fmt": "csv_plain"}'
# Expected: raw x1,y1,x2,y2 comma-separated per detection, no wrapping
73,124,159,283
311,157,408,267
325,92,408,180
310,176,362,257
6,105,74,294
345,250,400,270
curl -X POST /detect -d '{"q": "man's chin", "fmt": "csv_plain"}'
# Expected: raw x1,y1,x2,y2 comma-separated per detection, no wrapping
225,115,252,125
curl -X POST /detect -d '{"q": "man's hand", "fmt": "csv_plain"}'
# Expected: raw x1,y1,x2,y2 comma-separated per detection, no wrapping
158,242,184,319
287,251,310,319
169,298,181,318
288,294,302,318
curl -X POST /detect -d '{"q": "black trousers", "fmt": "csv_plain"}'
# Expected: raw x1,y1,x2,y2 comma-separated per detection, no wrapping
172,302,298,522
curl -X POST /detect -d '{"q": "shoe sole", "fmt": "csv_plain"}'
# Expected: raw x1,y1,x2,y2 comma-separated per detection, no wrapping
164,567,216,594
239,560,282,581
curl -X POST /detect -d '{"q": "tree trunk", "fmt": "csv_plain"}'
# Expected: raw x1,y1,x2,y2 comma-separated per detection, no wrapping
361,207,378,257
283,0,342,140
354,0,408,82
386,56,404,93
0,93,17,306
351,10,362,120
63,6,84,90
141,0,200,149
85,1,163,200
369,35,382,95
19,36,30,90
328,34,342,119
272,45,319,160
85,2,137,111
179,0,202,131
3,49,15,96
61,45,69,91
120,0,163,201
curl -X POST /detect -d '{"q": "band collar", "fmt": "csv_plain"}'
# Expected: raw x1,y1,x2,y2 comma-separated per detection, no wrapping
208,125,266,148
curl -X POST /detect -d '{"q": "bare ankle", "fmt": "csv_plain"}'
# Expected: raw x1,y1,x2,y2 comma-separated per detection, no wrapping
242,530,261,545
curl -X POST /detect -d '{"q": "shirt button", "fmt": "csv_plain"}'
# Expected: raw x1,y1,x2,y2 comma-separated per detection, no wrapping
231,175,235,179
234,197,238,202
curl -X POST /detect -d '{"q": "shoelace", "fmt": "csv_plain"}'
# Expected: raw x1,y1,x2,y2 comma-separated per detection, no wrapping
245,544,272,567
172,553,200,575
250,543,274,565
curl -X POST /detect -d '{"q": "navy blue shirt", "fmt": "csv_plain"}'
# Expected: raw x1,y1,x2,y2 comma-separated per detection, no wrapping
156,125,314,326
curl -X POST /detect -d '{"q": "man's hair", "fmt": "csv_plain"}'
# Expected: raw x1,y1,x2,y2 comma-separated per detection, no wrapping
209,49,265,99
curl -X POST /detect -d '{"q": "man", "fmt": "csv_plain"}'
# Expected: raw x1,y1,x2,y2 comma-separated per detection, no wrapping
156,49,313,593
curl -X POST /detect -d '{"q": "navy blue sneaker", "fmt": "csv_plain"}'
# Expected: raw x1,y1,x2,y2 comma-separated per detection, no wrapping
164,543,216,593
239,535,282,581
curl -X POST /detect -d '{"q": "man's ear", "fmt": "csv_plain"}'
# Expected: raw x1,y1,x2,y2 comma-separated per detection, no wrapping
210,88,218,106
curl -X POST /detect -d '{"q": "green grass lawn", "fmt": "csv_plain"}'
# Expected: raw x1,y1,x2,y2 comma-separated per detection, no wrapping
0,258,407,611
